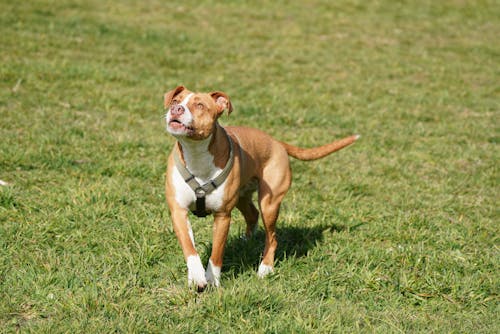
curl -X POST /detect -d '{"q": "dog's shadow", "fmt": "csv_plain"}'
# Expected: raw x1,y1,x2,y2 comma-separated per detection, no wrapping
217,222,363,276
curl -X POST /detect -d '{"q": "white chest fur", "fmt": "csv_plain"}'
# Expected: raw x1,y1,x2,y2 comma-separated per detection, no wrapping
172,166,226,212
171,135,227,213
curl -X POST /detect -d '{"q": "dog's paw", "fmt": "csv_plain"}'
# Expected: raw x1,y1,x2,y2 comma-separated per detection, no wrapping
205,259,221,287
257,263,274,278
187,255,207,291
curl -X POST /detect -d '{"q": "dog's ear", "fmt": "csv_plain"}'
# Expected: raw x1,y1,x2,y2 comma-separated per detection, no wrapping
210,91,233,115
164,85,186,108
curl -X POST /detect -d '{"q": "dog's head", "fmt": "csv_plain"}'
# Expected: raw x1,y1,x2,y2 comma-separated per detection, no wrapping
164,86,232,140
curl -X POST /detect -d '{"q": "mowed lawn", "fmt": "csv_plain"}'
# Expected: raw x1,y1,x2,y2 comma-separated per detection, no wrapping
0,0,498,332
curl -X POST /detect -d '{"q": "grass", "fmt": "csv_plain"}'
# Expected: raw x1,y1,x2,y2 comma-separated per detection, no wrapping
0,0,498,332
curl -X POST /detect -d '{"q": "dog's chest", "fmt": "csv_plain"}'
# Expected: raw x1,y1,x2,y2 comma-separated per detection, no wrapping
171,166,226,212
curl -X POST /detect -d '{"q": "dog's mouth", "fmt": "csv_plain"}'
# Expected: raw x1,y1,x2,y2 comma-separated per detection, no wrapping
168,119,194,133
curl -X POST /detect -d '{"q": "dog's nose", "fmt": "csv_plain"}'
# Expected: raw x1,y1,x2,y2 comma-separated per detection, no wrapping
171,104,185,116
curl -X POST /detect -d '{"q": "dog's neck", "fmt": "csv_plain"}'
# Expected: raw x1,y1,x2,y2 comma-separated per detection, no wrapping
176,123,230,181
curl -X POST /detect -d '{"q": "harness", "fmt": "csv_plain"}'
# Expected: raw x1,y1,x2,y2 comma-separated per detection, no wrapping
173,129,235,217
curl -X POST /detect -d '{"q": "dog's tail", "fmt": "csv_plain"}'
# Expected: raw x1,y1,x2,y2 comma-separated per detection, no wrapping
279,134,360,161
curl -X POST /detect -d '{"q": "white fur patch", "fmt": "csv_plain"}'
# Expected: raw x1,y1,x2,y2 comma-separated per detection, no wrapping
165,93,194,134
172,164,227,213
172,134,227,213
205,181,226,212
257,263,274,278
180,134,216,178
187,255,207,287
172,166,197,210
180,93,194,106
205,259,221,287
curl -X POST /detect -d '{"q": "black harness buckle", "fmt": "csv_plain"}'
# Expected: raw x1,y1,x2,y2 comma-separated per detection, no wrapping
193,188,209,217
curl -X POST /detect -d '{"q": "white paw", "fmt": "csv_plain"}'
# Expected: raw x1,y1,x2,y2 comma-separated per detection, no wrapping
187,255,207,291
205,259,221,287
257,262,274,278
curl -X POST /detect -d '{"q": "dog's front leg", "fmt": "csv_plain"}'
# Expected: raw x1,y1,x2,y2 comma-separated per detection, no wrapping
170,205,207,291
206,212,231,287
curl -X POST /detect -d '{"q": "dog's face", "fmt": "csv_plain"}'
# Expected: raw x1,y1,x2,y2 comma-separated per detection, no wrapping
164,86,232,140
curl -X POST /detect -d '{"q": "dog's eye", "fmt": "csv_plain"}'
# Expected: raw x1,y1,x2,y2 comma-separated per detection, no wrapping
196,103,205,110
172,99,179,105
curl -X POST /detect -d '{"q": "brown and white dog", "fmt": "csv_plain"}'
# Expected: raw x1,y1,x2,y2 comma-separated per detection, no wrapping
164,86,358,291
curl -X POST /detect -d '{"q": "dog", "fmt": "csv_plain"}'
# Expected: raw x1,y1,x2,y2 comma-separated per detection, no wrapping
164,86,358,291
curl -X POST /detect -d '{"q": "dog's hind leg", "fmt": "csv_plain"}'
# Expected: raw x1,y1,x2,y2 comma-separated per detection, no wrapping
236,195,259,238
257,163,292,278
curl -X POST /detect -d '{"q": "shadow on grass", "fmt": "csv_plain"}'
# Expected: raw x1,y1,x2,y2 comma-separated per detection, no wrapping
219,222,363,276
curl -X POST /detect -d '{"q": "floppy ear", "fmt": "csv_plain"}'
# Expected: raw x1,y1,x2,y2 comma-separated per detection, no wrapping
164,85,186,108
210,91,233,115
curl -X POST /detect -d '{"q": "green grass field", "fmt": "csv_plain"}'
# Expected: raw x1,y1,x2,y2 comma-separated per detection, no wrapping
1,0,498,332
